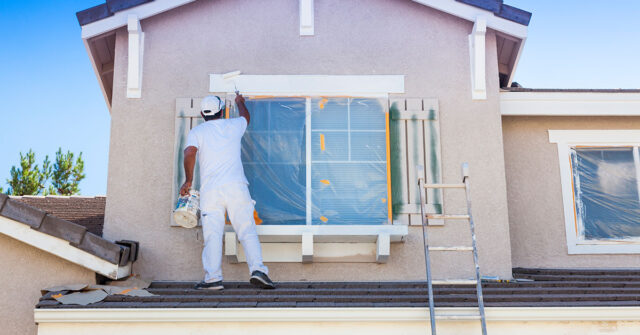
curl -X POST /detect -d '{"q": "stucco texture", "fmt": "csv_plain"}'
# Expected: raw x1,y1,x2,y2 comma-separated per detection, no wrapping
503,116,640,268
0,234,94,335
104,0,512,281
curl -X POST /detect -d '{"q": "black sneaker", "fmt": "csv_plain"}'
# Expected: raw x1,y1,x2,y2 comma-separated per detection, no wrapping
194,280,224,290
250,271,276,289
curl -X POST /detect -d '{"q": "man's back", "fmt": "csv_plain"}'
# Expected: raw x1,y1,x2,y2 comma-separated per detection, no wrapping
185,117,248,191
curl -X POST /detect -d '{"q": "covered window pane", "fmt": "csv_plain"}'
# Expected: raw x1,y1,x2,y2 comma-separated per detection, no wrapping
241,98,307,225
311,98,388,225
571,147,640,240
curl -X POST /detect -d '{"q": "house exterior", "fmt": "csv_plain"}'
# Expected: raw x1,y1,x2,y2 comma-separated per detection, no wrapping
1,0,639,334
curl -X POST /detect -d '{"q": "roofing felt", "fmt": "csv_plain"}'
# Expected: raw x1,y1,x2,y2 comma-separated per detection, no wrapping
0,194,129,266
76,0,531,27
12,196,105,236
37,268,640,309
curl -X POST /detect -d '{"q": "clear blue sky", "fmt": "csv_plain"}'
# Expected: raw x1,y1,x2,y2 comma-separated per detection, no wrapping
0,1,639,195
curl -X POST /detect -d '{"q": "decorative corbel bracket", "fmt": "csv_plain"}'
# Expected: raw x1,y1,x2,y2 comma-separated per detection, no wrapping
469,16,487,100
127,15,144,98
299,0,314,36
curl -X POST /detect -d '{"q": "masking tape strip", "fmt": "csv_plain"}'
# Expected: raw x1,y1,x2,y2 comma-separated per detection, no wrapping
320,134,326,151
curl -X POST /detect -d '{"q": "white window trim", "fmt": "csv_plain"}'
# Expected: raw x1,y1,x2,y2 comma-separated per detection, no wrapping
549,130,640,254
209,74,404,97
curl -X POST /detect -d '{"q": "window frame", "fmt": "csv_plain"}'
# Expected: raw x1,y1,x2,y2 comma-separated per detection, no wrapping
549,130,640,254
230,95,393,226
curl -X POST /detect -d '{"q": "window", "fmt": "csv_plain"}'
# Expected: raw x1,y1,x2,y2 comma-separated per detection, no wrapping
234,97,391,226
549,130,640,253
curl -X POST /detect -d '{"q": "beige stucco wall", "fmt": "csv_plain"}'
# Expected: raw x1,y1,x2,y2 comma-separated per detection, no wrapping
104,0,512,281
503,116,640,268
0,234,94,335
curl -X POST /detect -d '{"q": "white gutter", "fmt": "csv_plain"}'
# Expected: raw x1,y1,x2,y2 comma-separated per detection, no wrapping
34,307,640,323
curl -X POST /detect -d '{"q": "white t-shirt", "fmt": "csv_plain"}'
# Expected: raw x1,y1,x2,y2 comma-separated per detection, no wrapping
185,117,249,192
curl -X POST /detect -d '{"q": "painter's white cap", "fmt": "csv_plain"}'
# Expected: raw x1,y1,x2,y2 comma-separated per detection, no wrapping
201,96,225,115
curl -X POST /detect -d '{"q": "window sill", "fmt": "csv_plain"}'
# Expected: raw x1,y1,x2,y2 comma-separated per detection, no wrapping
569,240,640,254
224,225,408,263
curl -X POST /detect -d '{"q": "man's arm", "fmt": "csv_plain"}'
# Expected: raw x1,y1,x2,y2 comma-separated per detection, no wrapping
180,146,198,196
236,93,250,125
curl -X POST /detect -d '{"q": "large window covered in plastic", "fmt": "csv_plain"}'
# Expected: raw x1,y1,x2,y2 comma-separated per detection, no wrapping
232,97,390,225
571,147,640,240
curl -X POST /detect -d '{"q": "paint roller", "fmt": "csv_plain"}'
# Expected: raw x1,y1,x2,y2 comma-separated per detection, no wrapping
222,70,242,94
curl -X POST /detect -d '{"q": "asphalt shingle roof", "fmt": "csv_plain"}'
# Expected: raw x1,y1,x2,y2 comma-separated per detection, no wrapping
12,196,105,236
37,268,640,309
76,0,531,27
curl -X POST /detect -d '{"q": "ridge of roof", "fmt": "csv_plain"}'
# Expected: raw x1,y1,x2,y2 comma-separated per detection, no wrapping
76,0,531,27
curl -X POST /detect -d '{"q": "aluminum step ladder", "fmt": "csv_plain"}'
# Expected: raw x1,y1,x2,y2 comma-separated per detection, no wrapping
417,163,487,335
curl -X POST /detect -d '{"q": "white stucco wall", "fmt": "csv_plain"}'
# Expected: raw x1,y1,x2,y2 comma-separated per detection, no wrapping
103,0,512,281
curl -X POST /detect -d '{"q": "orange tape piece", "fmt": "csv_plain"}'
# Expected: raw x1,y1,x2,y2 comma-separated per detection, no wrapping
254,210,263,225
118,288,133,295
320,179,330,185
320,134,325,151
319,98,328,109
320,216,329,223
52,293,63,299
381,198,387,203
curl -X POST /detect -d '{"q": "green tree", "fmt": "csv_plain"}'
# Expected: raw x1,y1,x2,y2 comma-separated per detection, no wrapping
6,150,51,195
50,148,85,195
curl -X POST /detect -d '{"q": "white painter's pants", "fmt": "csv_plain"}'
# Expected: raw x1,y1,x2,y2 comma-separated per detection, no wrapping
200,182,268,282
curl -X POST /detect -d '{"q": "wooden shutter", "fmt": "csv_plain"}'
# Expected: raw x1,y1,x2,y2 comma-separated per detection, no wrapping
171,97,232,226
389,98,443,226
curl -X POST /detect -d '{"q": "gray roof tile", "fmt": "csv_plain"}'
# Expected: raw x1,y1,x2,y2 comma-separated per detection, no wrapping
36,269,640,309
1,199,46,228
38,214,87,245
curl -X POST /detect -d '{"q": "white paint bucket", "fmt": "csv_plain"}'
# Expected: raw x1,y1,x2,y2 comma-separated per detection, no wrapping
173,190,200,228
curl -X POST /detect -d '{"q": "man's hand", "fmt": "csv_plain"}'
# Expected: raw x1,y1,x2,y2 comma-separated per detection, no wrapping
179,181,192,196
235,93,245,105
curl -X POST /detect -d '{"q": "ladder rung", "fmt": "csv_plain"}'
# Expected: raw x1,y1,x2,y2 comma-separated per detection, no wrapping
432,279,478,285
423,183,465,189
429,246,473,251
426,214,470,220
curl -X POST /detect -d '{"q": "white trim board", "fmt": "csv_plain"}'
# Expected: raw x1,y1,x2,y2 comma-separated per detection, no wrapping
209,74,405,96
80,0,196,39
549,130,640,254
0,216,130,279
501,92,640,116
411,0,528,39
34,307,640,323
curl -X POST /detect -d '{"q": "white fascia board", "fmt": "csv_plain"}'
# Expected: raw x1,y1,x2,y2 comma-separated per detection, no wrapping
411,0,528,39
501,92,640,116
81,0,196,39
506,37,526,87
210,74,404,96
34,307,640,323
0,216,130,279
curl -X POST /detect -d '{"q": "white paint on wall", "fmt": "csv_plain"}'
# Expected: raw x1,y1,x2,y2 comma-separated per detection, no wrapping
549,129,640,254
209,74,405,96
501,92,640,116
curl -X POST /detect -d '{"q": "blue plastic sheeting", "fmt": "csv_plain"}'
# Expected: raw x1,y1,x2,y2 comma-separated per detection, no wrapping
571,147,640,240
311,98,387,225
241,98,307,225
233,97,389,225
